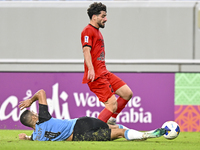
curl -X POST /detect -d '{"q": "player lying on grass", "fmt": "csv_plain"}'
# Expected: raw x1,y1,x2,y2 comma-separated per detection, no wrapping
18,89,166,141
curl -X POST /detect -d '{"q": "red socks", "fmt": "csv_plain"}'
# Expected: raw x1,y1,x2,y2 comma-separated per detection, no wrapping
112,97,128,118
98,108,113,123
98,97,129,123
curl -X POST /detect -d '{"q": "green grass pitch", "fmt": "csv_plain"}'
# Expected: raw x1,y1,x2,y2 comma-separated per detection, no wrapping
0,130,199,150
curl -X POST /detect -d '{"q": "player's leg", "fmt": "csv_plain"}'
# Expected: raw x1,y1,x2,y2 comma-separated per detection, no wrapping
110,128,126,140
112,84,133,118
88,76,118,123
98,95,118,122
115,84,133,100
107,73,133,124
110,128,146,141
111,128,167,141
108,124,129,130
79,127,162,141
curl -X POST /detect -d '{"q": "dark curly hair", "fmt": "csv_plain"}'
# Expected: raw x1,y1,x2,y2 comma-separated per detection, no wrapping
87,2,107,20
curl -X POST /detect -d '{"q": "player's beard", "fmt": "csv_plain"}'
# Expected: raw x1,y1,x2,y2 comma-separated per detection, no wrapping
98,21,106,28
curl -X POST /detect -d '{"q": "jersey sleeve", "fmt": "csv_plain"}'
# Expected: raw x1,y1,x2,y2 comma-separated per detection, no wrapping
31,134,33,141
81,28,93,48
38,104,52,124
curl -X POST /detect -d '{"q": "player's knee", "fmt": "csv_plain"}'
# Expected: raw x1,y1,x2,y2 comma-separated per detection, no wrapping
117,85,133,100
128,90,133,100
124,90,133,101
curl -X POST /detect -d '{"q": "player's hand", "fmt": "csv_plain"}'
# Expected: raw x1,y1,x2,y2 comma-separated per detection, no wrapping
18,133,27,140
87,69,95,82
18,99,33,110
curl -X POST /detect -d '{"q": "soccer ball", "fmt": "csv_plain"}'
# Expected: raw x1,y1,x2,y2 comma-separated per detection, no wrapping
161,121,180,140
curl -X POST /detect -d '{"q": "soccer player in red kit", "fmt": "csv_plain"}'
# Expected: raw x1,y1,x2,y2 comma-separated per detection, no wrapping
81,2,133,124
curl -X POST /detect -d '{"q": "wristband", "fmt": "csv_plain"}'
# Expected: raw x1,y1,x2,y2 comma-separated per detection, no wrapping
25,135,31,139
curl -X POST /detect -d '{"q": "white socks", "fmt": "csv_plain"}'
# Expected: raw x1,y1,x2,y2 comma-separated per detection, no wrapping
117,124,129,130
118,124,144,140
124,129,144,140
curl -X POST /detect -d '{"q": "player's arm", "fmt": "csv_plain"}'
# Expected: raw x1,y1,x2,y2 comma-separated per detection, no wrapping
19,89,47,110
83,46,95,82
18,133,32,140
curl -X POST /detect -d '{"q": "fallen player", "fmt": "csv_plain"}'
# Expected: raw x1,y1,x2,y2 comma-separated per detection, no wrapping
18,89,166,141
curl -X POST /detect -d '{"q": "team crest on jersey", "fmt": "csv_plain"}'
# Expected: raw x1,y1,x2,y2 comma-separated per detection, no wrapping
84,36,89,43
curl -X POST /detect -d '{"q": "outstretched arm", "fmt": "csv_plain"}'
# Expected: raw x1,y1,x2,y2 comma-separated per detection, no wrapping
18,133,32,140
19,89,47,110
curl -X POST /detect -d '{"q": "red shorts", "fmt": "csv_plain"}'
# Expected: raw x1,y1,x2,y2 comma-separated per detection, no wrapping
87,72,126,103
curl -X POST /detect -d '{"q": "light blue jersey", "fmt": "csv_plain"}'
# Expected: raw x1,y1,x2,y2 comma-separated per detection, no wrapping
32,118,77,141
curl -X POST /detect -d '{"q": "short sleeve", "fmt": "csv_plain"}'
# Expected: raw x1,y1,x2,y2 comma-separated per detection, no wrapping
31,134,34,141
81,28,93,48
38,104,52,124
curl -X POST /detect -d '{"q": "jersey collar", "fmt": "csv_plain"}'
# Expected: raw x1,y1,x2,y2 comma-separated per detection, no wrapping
89,24,99,30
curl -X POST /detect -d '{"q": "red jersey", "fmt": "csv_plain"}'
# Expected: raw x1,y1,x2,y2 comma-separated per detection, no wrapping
81,24,109,83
